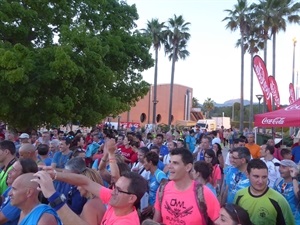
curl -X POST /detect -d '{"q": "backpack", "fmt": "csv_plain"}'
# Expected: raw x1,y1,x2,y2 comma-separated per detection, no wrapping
158,180,214,225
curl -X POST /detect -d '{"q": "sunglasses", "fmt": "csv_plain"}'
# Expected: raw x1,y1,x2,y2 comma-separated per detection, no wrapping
225,204,241,224
234,172,242,184
281,183,287,194
111,183,134,195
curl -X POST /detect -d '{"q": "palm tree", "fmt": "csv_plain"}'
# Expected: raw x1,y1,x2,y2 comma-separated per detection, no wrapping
164,14,191,126
203,98,215,119
240,9,264,130
223,0,251,132
254,0,300,112
142,19,166,124
268,0,300,81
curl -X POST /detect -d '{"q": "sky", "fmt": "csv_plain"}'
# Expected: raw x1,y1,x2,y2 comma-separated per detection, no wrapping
126,0,300,105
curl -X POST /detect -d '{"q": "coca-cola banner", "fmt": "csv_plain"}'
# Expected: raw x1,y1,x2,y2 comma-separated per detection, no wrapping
289,83,296,104
253,55,272,112
268,76,280,109
254,98,300,127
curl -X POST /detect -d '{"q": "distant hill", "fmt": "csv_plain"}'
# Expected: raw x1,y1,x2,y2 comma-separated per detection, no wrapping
214,99,251,107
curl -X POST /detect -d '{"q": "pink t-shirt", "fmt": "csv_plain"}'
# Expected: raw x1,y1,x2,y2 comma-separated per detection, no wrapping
211,164,222,187
99,187,140,225
154,180,220,225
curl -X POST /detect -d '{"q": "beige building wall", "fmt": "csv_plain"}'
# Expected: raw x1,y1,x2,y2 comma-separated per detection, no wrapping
115,84,193,126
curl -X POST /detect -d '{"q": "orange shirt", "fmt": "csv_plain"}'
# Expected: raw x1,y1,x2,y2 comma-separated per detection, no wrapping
245,143,261,159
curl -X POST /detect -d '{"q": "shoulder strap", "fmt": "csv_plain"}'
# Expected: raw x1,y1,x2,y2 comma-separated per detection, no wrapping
139,167,145,175
194,182,213,225
158,179,169,209
274,177,284,187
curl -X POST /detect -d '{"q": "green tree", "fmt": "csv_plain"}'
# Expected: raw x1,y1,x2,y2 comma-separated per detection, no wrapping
192,97,200,108
223,0,251,131
267,0,300,82
142,19,166,124
0,0,153,130
203,98,215,119
239,9,264,129
164,14,191,126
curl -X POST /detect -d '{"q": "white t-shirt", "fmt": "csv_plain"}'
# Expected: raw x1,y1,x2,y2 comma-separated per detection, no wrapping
225,151,232,167
131,162,150,210
260,157,281,188
163,154,171,165
131,162,150,180
212,137,221,145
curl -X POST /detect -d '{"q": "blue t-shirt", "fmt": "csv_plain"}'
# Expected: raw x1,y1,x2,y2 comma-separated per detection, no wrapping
52,151,72,169
159,145,169,157
85,142,100,158
157,160,165,171
292,146,300,163
91,159,110,188
273,178,300,224
43,157,52,166
54,181,87,214
148,169,167,206
185,135,196,153
206,183,217,196
225,166,250,203
0,187,20,225
19,204,62,225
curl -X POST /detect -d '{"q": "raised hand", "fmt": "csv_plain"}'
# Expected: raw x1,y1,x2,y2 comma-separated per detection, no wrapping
31,171,56,198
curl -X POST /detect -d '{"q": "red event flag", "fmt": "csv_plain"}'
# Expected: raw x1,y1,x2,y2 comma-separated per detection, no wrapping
268,76,280,109
253,55,272,112
289,83,296,104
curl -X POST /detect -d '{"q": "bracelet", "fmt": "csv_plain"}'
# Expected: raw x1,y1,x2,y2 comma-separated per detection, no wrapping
292,177,298,180
53,170,58,180
109,159,116,163
101,158,108,163
48,191,60,202
53,202,65,211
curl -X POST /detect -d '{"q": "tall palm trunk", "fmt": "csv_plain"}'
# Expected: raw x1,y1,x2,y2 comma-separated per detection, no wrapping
272,33,276,80
240,34,245,132
168,47,177,126
272,33,276,110
152,49,158,124
264,39,267,66
271,32,277,137
249,51,254,130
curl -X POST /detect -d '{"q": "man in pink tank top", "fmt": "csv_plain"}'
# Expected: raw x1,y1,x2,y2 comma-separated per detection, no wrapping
153,148,220,225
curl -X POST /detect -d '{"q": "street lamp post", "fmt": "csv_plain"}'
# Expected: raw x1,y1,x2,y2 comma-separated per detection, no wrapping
222,112,224,127
256,94,263,133
291,38,297,136
232,103,235,122
293,38,297,87
256,94,263,113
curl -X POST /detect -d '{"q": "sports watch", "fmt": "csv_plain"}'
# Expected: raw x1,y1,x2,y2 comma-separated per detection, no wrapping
49,193,67,208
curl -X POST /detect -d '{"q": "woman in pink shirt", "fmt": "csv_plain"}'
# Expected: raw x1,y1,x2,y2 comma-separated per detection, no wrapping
204,149,222,194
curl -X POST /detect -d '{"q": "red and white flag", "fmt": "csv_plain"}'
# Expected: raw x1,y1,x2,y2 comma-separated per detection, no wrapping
289,83,296,104
253,55,272,112
268,76,280,109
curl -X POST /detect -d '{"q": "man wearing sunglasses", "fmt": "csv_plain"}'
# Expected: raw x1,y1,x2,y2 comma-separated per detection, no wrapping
221,147,250,204
34,139,148,225
273,159,300,224
234,159,295,225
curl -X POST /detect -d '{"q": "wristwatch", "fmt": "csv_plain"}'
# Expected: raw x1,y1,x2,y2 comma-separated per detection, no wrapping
49,194,66,208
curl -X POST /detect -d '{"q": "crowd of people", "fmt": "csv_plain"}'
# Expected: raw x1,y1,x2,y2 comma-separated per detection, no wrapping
0,125,298,225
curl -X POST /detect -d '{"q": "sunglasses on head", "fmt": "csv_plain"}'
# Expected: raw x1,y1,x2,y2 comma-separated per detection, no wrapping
224,204,241,224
